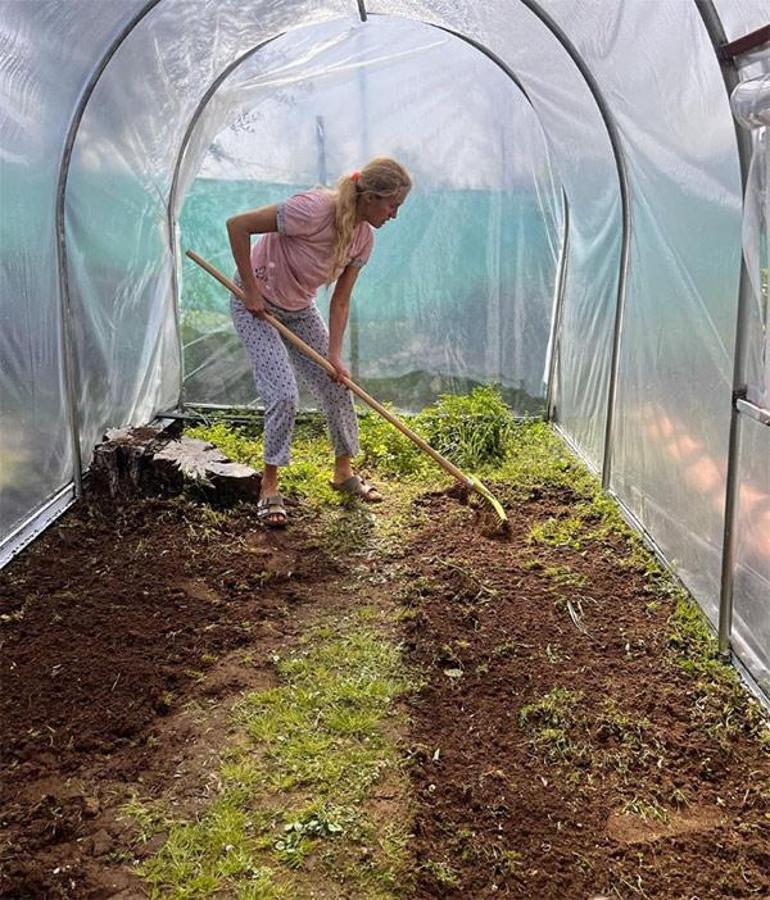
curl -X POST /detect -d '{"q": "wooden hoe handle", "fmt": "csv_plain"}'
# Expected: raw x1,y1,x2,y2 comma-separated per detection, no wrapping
185,250,472,487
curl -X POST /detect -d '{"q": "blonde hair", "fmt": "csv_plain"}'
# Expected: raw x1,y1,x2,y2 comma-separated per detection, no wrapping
327,157,412,281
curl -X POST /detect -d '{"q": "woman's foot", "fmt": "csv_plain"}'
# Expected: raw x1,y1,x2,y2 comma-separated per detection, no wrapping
259,464,286,527
331,474,383,503
257,494,288,528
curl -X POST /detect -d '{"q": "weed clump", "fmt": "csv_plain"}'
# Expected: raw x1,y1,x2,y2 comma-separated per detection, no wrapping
414,385,515,470
518,688,590,763
359,385,517,476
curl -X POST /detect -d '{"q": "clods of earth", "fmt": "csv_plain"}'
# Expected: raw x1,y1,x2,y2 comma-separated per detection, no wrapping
1,420,769,898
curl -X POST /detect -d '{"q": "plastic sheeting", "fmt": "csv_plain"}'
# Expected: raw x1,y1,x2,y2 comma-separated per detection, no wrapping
732,415,770,695
731,69,770,695
366,1,622,467
0,0,768,696
0,0,147,545
738,122,769,409
547,1,744,625
714,0,770,44
64,0,353,466
177,15,562,412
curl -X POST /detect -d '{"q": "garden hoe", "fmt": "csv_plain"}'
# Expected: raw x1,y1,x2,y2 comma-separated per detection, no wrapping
186,250,509,532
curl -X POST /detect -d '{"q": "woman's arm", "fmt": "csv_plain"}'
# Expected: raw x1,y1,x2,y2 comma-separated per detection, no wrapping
226,205,278,315
327,265,362,381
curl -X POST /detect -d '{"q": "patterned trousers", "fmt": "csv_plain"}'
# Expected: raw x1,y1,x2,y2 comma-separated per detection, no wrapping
230,295,360,466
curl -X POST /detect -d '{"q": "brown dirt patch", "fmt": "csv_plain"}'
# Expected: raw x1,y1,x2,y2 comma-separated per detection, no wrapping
1,478,769,899
400,487,770,899
0,490,340,897
606,806,725,844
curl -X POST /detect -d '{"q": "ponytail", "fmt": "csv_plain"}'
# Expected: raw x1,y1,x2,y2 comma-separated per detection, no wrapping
327,157,411,282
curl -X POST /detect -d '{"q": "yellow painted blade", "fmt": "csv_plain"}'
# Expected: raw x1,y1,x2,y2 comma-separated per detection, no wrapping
467,475,508,524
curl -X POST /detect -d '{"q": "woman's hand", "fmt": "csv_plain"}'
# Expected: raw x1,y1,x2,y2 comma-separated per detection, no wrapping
328,354,350,384
241,284,267,318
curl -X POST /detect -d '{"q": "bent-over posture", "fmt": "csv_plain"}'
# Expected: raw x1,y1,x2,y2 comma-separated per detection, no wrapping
227,156,412,527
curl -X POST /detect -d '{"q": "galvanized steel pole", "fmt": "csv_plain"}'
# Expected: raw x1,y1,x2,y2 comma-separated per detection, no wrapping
545,189,570,420
54,0,164,497
692,0,756,656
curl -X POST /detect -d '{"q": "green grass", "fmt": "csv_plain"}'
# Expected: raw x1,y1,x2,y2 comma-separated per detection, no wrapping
123,609,414,898
668,597,770,750
542,565,588,590
528,515,585,550
516,689,672,811
421,859,461,888
188,386,518,500
484,420,595,501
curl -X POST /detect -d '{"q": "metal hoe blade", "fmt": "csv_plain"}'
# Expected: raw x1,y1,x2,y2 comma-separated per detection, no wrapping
467,475,508,526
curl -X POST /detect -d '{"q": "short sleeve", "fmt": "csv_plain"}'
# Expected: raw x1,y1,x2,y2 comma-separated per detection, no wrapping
348,225,374,269
276,190,333,238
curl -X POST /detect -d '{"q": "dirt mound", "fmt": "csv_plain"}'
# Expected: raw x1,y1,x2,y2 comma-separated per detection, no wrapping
400,489,770,898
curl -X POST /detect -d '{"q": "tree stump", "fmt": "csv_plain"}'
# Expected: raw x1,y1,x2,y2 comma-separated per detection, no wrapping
90,424,261,505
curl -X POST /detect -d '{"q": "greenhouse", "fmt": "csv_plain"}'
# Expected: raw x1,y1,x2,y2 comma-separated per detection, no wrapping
1,1,769,896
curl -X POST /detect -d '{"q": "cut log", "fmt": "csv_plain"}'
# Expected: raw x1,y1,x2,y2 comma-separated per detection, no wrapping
90,425,261,505
153,437,261,503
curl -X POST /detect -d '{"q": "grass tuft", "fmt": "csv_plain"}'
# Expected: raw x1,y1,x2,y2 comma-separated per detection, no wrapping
518,688,589,763
668,597,770,749
125,610,414,897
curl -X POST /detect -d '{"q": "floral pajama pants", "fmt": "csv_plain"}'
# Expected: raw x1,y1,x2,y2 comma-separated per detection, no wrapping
230,295,360,467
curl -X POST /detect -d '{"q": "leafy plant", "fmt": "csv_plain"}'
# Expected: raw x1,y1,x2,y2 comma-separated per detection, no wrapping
357,408,426,477
413,385,515,469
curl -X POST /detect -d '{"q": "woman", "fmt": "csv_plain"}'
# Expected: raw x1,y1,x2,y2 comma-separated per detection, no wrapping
227,157,412,527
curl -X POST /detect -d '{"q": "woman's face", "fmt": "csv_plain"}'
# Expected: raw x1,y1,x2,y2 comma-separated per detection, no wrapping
359,188,409,228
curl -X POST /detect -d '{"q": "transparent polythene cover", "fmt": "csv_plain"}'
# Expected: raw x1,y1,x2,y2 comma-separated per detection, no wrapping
0,0,767,696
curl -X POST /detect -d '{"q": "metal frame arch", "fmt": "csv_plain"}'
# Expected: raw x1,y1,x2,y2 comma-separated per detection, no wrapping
167,7,570,413
166,32,286,410
54,0,164,498
54,0,631,496
512,1,632,490
545,187,570,421
365,0,631,480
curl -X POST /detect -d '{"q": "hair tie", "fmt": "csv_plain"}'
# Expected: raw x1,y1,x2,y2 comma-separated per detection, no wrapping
351,170,360,183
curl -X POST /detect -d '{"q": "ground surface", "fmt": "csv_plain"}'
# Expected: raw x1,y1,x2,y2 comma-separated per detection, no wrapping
1,419,769,899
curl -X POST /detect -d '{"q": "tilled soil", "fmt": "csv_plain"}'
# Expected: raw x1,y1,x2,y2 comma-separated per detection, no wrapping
0,482,768,898
0,493,340,898
400,488,770,899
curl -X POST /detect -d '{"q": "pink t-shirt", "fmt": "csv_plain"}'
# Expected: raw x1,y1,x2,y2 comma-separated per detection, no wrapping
249,189,374,311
